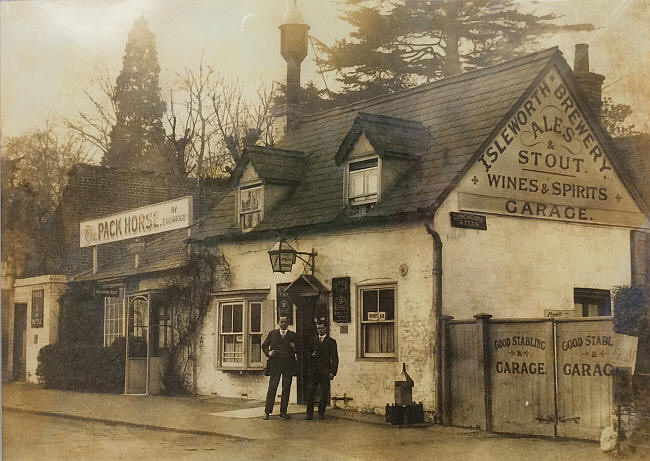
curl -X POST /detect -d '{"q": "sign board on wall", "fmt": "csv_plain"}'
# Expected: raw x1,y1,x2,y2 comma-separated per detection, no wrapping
80,196,193,247
450,212,487,230
332,277,351,323
457,67,646,229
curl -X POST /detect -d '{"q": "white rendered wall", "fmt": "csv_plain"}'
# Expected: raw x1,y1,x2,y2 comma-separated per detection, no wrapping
196,225,436,414
435,192,632,320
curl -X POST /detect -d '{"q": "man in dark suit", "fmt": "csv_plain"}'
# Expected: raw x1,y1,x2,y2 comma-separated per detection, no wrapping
262,315,297,420
305,319,338,420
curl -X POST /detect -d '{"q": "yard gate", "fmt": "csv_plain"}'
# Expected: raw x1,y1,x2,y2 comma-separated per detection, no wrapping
443,314,615,440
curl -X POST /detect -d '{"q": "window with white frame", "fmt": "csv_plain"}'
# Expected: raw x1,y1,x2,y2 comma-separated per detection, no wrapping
219,300,264,368
240,184,263,230
574,288,611,317
348,158,379,206
359,285,396,358
104,296,124,347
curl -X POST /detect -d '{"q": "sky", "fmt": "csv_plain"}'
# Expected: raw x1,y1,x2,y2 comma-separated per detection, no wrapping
1,0,649,151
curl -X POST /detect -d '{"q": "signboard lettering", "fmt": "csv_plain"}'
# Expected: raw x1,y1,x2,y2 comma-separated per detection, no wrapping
458,68,646,228
94,287,120,297
544,310,574,319
80,196,192,247
450,212,487,230
493,334,548,375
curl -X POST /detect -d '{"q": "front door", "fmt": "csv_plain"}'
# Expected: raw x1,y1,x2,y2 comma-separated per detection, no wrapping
126,295,149,394
295,296,317,404
12,303,27,382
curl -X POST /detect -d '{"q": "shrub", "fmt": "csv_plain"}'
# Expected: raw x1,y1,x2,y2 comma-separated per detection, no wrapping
612,285,648,337
37,338,125,393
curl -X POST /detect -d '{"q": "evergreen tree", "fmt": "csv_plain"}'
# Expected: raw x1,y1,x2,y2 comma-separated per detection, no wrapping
314,0,595,105
103,17,172,173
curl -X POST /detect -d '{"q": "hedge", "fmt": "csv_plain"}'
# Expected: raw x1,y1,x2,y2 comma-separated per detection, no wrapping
37,338,125,393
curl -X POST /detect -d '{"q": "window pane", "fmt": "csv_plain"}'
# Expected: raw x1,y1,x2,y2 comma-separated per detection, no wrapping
349,171,364,197
250,334,262,363
365,168,378,194
364,323,381,353
380,323,395,353
598,302,611,316
379,289,394,320
233,304,243,333
241,187,262,212
362,290,378,321
222,304,233,333
250,303,261,333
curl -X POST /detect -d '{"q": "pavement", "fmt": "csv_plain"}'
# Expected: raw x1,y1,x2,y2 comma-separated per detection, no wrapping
3,383,637,461
2,383,444,441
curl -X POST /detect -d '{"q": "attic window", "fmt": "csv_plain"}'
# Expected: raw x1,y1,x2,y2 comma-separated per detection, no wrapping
240,183,263,231
348,158,379,206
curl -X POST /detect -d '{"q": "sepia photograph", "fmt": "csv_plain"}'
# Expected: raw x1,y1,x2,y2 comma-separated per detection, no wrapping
1,0,649,460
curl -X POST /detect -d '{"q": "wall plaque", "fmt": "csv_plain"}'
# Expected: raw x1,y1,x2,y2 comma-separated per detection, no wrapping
332,277,351,323
276,283,293,324
450,212,487,230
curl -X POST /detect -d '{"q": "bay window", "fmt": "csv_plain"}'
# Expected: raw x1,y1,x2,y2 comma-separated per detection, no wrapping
218,297,269,369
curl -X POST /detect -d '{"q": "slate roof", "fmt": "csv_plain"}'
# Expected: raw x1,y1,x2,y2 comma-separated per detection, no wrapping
615,135,650,210
194,47,562,240
232,145,306,185
335,112,429,165
80,47,594,281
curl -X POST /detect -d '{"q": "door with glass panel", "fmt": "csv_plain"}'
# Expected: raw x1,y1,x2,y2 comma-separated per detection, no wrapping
126,295,149,394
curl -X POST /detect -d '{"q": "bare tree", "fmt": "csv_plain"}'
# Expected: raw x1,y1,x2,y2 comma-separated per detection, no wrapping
64,66,116,160
168,58,278,178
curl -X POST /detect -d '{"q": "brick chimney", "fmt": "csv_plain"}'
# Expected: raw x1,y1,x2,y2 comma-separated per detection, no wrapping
279,0,309,130
573,44,605,118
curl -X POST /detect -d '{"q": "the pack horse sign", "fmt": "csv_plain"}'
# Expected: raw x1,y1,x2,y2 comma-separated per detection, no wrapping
80,196,193,247
458,67,647,229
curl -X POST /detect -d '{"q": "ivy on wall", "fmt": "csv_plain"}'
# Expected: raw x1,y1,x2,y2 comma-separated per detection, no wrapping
160,248,230,394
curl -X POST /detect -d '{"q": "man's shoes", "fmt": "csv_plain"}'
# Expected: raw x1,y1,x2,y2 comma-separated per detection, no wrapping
280,413,291,420
318,414,325,420
263,413,270,420
305,414,313,420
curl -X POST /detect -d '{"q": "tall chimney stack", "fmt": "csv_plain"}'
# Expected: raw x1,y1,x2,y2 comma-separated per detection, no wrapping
279,0,309,130
573,44,605,119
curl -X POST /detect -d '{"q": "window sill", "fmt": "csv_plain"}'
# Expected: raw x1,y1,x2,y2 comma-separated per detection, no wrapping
355,356,398,363
217,366,265,372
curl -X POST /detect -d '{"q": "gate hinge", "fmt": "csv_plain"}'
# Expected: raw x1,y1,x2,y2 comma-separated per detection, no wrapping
535,415,556,423
559,416,581,423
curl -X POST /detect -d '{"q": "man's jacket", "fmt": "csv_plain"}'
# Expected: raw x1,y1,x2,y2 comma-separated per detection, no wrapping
306,335,338,378
262,329,298,375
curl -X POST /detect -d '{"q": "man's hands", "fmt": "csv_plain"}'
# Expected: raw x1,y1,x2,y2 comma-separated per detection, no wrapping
269,350,277,357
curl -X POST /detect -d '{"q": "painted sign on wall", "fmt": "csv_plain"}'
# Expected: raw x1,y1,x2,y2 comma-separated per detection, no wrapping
458,67,646,228
80,196,192,247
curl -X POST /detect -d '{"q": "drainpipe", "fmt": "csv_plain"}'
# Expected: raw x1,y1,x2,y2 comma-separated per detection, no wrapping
424,221,443,421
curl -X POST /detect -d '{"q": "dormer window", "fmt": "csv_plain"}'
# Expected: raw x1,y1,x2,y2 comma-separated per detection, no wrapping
348,158,379,206
240,183,263,231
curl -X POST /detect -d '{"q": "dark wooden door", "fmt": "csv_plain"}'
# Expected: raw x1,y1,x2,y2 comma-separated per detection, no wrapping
13,303,27,382
295,296,316,404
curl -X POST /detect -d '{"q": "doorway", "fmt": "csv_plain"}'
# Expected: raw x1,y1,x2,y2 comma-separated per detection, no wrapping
295,296,317,404
125,295,149,394
12,303,27,382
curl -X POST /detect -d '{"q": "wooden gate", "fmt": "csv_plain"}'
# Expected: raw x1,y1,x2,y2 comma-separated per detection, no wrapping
444,315,615,440
555,318,614,440
489,320,556,436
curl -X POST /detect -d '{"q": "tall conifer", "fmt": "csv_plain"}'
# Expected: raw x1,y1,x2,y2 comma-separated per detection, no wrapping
103,17,171,172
